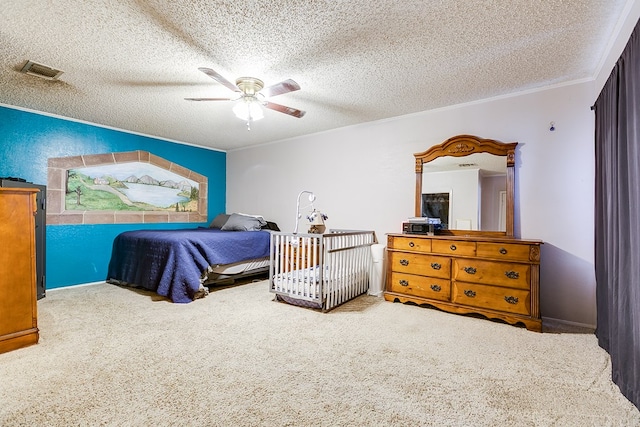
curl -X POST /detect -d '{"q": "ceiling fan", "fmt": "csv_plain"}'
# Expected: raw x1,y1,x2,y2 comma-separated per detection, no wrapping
185,67,305,129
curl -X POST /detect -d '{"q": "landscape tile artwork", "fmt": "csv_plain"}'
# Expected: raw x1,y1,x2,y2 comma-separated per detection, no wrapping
66,163,198,212
47,151,208,225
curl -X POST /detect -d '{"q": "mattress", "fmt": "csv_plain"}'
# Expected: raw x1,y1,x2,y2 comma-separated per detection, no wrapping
209,256,270,275
271,266,363,298
107,228,271,303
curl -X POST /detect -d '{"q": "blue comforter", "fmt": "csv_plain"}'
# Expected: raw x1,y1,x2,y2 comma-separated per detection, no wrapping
106,228,271,303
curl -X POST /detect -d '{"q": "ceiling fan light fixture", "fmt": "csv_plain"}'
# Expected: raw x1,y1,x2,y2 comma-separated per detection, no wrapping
233,96,264,123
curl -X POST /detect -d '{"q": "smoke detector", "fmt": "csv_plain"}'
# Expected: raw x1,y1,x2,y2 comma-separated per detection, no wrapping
20,60,64,80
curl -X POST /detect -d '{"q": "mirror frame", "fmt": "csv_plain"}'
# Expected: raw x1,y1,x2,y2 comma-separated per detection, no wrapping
414,134,517,237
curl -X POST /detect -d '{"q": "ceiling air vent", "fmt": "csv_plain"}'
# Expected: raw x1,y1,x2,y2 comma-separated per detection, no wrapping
20,60,64,80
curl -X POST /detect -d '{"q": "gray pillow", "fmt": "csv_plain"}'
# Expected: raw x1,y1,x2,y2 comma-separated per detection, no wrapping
221,213,267,231
209,213,230,229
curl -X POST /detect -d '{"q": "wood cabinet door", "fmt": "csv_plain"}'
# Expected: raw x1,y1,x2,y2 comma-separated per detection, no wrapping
0,190,37,343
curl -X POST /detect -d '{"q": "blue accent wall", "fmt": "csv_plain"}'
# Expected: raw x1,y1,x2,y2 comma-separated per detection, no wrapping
0,105,226,289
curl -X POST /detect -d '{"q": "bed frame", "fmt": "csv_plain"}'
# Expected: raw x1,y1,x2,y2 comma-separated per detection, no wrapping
201,258,270,287
269,229,377,311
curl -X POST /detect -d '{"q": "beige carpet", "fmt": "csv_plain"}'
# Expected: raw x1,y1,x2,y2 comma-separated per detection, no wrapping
1,281,638,427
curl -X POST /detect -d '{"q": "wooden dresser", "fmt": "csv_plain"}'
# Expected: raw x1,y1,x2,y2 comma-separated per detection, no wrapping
385,233,542,332
0,187,39,353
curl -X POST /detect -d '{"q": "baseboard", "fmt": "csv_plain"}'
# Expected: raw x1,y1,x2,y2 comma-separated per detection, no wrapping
46,281,106,292
542,316,596,333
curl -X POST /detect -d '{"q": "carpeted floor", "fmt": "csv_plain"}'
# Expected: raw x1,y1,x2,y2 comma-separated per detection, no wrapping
1,281,638,427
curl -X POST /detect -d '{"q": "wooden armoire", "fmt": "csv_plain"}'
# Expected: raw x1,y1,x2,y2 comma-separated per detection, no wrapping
0,187,39,353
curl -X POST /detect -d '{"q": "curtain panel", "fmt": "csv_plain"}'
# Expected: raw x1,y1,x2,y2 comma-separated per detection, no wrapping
594,18,640,410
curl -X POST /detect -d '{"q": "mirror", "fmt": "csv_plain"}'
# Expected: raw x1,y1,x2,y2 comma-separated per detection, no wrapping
414,135,517,237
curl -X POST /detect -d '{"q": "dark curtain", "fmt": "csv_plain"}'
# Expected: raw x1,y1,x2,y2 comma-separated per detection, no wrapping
594,18,640,410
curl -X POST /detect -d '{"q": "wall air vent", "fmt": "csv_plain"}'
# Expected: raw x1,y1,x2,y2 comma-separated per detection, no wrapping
20,60,64,80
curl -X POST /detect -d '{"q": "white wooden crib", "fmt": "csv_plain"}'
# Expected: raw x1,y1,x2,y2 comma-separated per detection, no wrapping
269,230,378,311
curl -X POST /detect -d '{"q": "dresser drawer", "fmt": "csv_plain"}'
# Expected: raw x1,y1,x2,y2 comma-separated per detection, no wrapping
388,272,450,301
452,282,531,316
388,235,431,253
476,242,533,262
452,259,530,289
431,239,476,256
389,251,451,279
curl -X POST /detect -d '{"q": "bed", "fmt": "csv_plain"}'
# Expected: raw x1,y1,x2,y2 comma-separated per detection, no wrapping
106,213,277,303
269,229,378,311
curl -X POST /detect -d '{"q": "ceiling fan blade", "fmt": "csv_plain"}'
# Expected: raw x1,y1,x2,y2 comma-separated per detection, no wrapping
261,79,301,98
264,101,306,118
198,67,241,93
184,97,233,101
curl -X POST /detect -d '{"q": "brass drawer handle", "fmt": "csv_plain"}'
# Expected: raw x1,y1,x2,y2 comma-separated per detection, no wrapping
463,266,476,274
499,248,507,255
505,296,519,304
505,271,519,279
431,262,441,270
430,284,441,292
464,289,476,298
409,241,415,247
399,279,409,287
450,244,457,251
400,259,409,266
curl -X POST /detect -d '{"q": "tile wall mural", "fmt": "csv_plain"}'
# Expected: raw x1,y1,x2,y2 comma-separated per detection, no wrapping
47,150,208,225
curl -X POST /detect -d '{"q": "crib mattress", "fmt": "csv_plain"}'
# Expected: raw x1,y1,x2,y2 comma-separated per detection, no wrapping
271,266,366,304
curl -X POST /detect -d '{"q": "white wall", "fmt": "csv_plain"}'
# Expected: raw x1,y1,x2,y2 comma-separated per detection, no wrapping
228,2,640,328
228,81,596,326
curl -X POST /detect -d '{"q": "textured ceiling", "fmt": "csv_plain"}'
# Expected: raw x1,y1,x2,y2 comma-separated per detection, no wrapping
0,0,631,151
